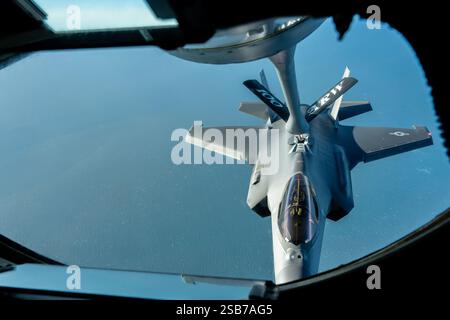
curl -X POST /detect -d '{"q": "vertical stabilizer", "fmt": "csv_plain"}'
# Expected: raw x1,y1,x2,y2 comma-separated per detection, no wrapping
330,66,351,121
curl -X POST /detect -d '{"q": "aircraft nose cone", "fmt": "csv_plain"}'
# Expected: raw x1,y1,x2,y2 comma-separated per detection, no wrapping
276,263,304,284
274,247,317,284
274,248,305,284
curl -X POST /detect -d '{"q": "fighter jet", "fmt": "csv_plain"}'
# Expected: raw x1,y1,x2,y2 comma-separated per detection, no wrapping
176,17,434,284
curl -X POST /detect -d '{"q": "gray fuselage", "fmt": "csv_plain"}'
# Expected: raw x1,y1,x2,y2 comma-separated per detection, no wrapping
247,108,353,284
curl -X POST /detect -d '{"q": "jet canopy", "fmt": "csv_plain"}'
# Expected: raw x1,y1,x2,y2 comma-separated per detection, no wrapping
278,173,318,245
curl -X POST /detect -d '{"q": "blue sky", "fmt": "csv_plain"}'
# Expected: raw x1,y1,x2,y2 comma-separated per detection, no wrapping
0,17,448,281
35,0,177,31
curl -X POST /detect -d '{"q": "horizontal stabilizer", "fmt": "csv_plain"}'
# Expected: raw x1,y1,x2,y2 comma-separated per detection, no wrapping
243,80,290,122
239,102,269,120
341,125,433,164
337,101,372,121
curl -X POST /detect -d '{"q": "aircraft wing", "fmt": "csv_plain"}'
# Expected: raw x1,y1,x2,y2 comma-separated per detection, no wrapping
239,102,269,120
341,125,433,164
185,124,264,163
